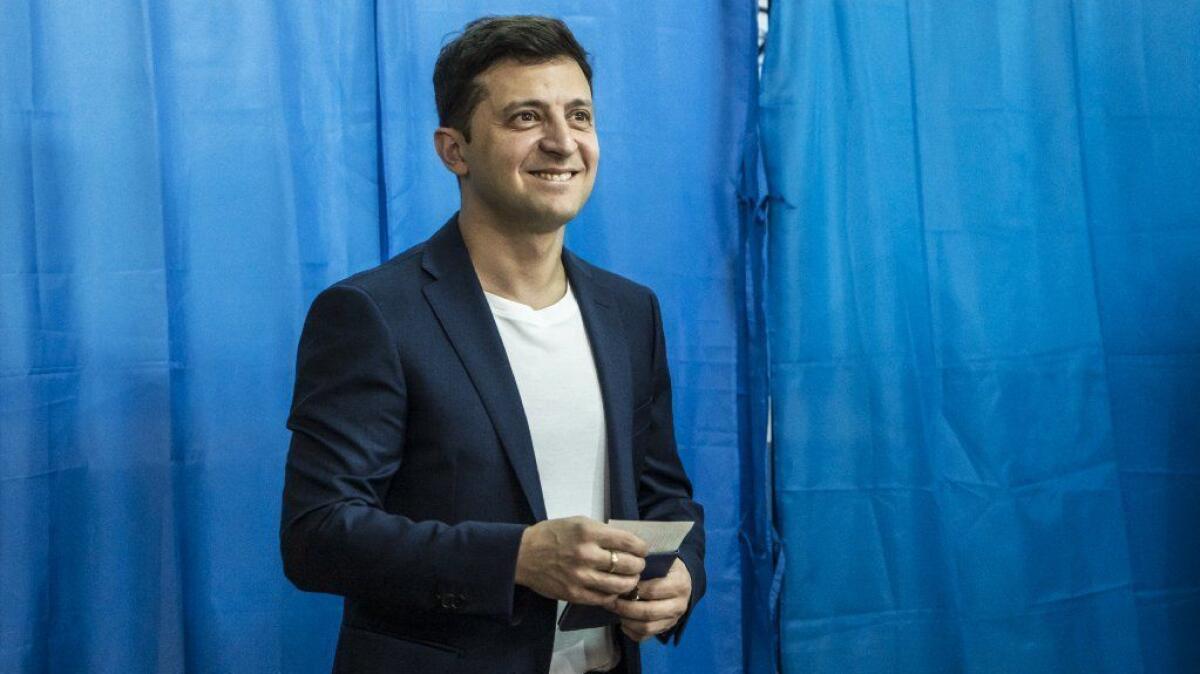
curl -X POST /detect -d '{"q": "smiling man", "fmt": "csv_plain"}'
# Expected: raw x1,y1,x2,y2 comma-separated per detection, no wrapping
281,16,705,673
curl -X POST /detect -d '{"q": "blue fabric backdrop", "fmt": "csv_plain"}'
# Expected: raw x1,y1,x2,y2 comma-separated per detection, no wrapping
0,1,767,672
761,1,1200,672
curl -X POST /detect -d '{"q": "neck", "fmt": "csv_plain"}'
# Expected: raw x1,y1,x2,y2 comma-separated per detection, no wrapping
457,204,568,310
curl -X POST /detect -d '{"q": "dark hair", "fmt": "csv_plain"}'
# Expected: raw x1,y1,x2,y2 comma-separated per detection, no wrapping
433,16,592,141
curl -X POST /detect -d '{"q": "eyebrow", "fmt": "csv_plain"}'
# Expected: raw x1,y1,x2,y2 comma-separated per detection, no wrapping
499,98,593,116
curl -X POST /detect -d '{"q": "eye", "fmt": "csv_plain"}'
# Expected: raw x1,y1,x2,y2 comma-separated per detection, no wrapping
512,110,539,124
571,110,593,124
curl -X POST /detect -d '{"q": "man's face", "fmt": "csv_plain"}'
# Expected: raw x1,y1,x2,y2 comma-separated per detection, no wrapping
457,57,599,233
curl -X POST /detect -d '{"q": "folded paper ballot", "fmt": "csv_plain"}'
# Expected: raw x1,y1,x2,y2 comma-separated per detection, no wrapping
557,520,694,632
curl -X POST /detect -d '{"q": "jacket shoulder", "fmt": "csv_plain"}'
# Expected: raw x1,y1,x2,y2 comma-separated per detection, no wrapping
300,244,429,335
332,243,427,298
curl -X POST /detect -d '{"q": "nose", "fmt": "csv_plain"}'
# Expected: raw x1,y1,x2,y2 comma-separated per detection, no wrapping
538,113,578,157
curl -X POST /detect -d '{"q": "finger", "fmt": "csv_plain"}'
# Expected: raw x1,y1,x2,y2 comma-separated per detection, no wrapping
578,543,644,577
635,579,681,601
636,574,686,600
611,597,682,622
620,623,651,642
591,527,650,557
618,551,646,576
581,568,640,596
620,618,677,642
602,549,645,576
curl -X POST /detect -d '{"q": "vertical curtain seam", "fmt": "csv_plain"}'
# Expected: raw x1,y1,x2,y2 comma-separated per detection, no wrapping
372,0,389,263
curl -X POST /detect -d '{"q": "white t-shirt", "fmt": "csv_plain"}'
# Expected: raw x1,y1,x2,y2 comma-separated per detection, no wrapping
485,283,617,674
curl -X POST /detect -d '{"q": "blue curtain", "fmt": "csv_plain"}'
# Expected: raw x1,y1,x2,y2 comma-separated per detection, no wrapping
761,1,1200,672
0,2,767,672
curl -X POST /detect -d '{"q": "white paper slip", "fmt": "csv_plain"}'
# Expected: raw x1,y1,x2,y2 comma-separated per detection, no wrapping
607,520,693,554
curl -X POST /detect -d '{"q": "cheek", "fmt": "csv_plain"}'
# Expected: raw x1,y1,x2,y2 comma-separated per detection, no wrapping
582,144,599,177
581,140,599,169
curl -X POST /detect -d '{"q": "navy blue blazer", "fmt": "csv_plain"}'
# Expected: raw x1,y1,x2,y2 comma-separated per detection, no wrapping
281,216,705,673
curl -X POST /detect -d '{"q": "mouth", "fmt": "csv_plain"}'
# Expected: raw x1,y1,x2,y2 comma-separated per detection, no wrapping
527,169,580,183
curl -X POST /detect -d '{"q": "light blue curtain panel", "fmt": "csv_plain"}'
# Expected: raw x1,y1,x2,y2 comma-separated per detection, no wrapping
0,1,768,672
761,1,1199,672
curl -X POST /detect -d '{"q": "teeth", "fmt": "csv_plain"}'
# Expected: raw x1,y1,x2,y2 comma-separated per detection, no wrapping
532,171,573,182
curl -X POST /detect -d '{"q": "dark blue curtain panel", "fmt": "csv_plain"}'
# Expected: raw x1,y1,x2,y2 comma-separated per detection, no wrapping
761,1,1200,673
0,1,768,672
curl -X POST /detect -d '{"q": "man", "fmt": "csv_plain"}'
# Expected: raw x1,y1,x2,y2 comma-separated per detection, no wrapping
281,16,705,673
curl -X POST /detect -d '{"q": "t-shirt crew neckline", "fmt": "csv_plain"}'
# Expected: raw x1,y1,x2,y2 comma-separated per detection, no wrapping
483,283,578,326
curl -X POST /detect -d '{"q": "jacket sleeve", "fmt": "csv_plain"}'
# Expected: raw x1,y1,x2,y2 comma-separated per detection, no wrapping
280,284,526,621
637,290,707,645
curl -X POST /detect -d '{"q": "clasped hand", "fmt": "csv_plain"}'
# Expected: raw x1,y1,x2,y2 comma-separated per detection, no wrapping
611,557,691,641
514,516,691,640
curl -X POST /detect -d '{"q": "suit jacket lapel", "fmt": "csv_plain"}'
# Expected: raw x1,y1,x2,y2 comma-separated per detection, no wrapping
564,251,638,521
421,217,547,522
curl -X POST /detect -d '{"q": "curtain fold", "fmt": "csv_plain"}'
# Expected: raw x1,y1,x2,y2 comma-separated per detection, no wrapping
761,1,1199,672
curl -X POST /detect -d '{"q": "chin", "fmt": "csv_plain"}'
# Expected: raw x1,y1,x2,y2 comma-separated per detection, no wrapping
511,202,585,234
522,214,574,235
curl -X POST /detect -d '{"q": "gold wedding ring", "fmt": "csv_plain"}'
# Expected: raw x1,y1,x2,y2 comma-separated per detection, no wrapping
608,550,619,574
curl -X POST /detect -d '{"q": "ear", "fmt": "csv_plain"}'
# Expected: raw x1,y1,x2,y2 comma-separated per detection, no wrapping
433,127,470,178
